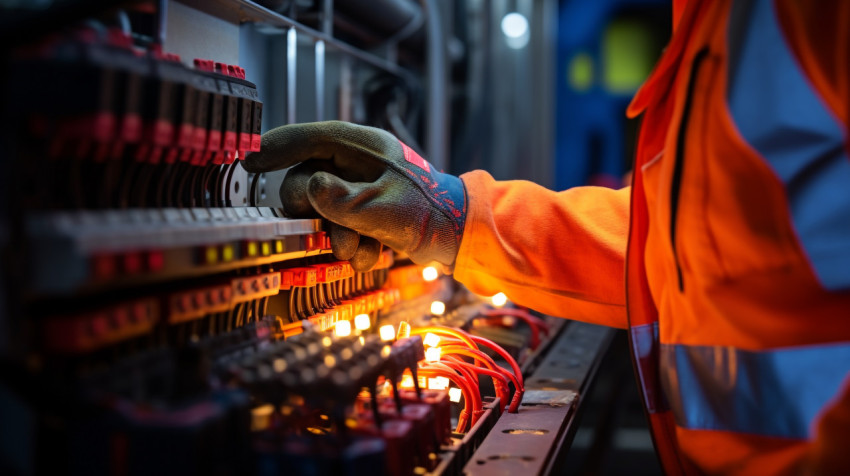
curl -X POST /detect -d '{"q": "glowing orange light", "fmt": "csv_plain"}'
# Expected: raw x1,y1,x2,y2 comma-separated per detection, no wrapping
423,332,441,348
354,313,370,330
334,320,351,337
396,321,411,339
422,266,439,282
491,292,508,307
425,347,441,362
400,374,415,388
379,324,396,342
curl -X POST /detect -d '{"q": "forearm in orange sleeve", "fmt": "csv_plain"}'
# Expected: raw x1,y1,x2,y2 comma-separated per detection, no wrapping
453,170,630,329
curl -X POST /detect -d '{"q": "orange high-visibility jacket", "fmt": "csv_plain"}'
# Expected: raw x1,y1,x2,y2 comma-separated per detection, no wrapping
454,0,850,473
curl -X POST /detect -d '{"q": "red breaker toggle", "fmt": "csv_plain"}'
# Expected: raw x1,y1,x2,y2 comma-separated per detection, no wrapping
194,58,215,72
43,299,158,354
168,284,233,324
311,261,354,284
279,267,318,290
305,231,329,252
231,272,280,304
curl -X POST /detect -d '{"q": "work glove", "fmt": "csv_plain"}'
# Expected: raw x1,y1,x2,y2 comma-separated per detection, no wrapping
243,121,467,272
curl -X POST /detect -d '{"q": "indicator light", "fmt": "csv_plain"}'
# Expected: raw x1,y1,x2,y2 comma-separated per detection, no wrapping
251,404,275,431
145,250,165,272
425,347,441,362
430,300,446,316
273,358,287,373
379,324,396,342
428,377,449,390
354,313,370,330
423,333,441,348
221,244,234,262
334,320,351,337
422,266,439,282
205,246,218,264
397,321,411,339
448,387,462,403
491,292,508,307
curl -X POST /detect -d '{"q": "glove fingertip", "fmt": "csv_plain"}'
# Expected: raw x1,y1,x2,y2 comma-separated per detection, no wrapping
349,237,382,273
330,224,359,261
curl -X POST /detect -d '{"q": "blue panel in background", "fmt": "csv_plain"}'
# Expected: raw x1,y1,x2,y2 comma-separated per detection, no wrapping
555,0,668,190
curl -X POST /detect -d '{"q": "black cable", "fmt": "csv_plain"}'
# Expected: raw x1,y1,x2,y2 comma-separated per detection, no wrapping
117,158,138,209
304,285,316,317
153,162,172,207
230,303,242,332
241,301,249,327
155,163,173,207
311,285,323,313
177,163,192,207
249,172,262,206
294,287,303,320
185,165,199,207
190,165,209,207
131,164,156,207
70,158,86,209
200,165,216,207
223,160,239,207
174,162,191,207
288,289,297,323
326,282,338,307
209,164,220,207
100,159,121,208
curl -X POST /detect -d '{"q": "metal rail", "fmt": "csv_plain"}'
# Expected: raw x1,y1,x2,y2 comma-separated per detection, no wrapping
201,0,417,81
463,322,615,475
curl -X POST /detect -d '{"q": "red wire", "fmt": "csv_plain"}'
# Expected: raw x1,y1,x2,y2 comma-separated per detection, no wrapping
427,361,482,416
443,355,510,412
484,307,550,334
418,366,480,433
480,308,548,349
440,345,519,412
435,357,480,390
411,326,480,351
469,335,525,413
412,326,487,373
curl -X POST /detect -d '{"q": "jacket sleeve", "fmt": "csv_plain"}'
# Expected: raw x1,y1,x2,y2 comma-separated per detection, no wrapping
453,170,630,329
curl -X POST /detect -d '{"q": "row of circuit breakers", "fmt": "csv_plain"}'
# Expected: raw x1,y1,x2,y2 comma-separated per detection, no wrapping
1,21,566,476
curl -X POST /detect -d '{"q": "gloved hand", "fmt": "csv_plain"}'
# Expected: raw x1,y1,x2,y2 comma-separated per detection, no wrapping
243,121,467,272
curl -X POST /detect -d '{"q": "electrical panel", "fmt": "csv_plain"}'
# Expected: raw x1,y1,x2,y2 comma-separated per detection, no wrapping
0,2,612,475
